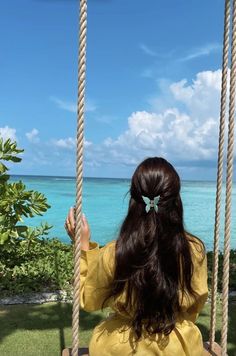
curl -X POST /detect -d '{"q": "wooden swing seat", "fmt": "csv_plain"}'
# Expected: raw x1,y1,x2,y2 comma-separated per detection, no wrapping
62,342,222,356
203,342,223,356
62,347,89,356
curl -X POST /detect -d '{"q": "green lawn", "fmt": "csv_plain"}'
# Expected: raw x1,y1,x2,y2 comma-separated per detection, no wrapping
0,302,235,356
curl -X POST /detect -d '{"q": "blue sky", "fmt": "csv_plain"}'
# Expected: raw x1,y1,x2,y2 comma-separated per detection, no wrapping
0,0,234,180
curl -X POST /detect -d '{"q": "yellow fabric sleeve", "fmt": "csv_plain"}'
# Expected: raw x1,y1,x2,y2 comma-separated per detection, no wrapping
181,240,208,322
80,241,115,312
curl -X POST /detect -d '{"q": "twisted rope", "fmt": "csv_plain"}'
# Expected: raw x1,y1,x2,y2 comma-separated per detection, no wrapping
72,1,87,355
209,0,231,349
221,0,236,354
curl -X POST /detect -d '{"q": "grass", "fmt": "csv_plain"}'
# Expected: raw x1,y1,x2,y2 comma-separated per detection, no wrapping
197,302,236,356
0,302,235,356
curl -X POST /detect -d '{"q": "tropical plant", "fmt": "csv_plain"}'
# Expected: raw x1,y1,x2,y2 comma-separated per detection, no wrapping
0,238,73,296
0,138,51,249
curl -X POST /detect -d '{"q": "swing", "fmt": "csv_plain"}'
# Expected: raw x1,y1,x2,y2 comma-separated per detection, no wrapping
63,0,236,355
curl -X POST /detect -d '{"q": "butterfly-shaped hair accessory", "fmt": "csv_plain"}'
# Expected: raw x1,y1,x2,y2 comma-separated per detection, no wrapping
142,195,160,213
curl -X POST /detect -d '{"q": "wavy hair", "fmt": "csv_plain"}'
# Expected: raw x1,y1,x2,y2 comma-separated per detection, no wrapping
105,157,198,339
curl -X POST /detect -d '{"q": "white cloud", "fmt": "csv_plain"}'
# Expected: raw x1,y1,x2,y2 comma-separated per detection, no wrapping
26,128,40,143
52,137,92,150
84,69,232,168
170,70,222,119
86,100,97,112
52,97,76,113
179,43,222,62
98,108,217,164
139,44,157,57
53,137,75,149
0,126,17,141
84,140,93,148
51,97,97,113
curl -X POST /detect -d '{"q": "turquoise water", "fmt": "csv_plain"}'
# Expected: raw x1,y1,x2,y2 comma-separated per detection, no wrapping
11,176,236,250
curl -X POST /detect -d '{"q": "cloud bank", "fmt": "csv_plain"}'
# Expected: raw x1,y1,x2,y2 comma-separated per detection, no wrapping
83,69,224,168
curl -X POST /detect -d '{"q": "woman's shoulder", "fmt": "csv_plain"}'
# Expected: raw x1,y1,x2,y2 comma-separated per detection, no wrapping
100,240,116,275
100,240,116,252
185,232,206,262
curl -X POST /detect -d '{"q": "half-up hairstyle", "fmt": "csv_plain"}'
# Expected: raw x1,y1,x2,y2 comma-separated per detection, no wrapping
105,157,197,339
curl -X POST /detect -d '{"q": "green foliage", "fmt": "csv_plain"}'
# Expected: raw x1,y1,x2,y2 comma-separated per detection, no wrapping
0,235,235,297
207,249,236,291
0,138,72,297
0,238,73,296
0,138,51,247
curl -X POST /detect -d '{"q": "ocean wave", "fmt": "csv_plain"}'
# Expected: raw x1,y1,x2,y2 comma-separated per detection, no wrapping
53,178,74,181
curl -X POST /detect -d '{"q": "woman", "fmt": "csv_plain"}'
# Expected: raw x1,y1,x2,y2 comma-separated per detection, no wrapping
65,157,208,356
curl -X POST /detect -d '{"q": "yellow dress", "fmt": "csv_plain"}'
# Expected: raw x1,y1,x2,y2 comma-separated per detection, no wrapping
80,237,208,356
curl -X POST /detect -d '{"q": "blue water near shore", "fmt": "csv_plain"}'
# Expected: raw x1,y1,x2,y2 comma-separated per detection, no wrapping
11,175,236,250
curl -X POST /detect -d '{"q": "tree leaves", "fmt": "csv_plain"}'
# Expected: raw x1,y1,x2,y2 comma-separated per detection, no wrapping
0,162,8,174
0,138,23,162
0,138,52,248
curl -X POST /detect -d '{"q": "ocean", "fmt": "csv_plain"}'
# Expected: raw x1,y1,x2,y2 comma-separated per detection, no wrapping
11,175,236,250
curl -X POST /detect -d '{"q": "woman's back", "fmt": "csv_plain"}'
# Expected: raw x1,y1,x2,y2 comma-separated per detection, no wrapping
80,234,208,314
80,234,208,355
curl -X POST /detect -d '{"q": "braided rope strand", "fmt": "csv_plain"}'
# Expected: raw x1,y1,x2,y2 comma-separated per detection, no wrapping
209,0,231,349
221,0,236,353
72,1,87,355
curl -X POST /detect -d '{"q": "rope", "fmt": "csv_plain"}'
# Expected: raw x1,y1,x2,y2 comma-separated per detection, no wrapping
221,0,236,353
209,0,231,349
72,1,87,355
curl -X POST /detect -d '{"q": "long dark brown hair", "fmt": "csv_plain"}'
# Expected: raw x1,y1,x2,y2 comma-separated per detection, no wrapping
105,157,198,339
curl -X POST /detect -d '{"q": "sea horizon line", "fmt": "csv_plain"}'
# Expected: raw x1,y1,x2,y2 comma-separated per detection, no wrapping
9,173,232,184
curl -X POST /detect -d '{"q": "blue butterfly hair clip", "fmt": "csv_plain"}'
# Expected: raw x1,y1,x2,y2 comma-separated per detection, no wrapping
142,195,160,213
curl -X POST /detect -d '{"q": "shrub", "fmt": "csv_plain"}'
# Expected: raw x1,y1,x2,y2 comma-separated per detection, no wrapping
0,238,73,296
207,249,236,292
0,137,59,296
0,138,51,249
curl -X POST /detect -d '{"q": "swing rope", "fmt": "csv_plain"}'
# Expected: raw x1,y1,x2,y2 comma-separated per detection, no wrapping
72,1,88,356
68,0,236,355
221,0,236,353
209,0,230,349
